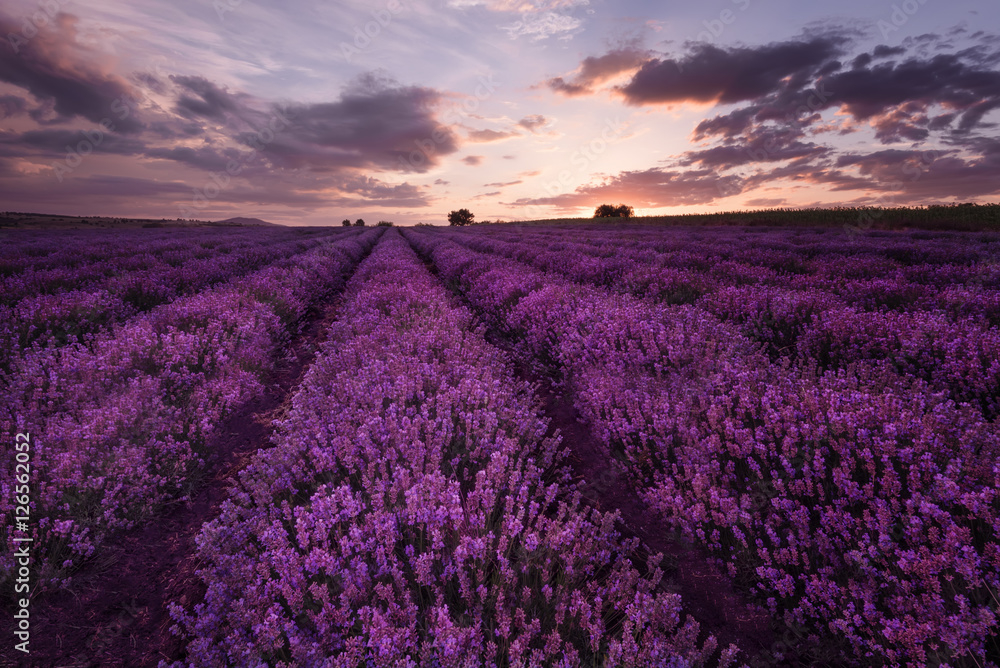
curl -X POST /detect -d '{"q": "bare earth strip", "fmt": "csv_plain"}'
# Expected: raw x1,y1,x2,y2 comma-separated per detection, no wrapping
1,296,346,668
411,247,778,666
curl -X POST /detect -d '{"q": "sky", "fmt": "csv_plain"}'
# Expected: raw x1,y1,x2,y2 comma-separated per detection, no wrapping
0,0,998,226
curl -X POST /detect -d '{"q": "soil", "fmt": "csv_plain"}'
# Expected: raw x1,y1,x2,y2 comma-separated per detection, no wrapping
527,371,778,662
0,296,344,668
3,235,794,667
407,239,783,666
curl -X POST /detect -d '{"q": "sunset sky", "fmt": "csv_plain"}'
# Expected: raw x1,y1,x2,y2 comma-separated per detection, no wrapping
1,0,998,225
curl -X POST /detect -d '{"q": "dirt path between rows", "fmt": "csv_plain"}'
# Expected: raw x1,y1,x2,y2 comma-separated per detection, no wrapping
404,234,780,665
523,371,777,662
1,296,344,668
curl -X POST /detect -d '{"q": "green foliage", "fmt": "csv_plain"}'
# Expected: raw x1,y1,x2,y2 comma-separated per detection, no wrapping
448,209,475,226
594,204,634,218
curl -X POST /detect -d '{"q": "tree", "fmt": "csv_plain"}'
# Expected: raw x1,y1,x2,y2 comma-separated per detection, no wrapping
448,208,475,226
342,219,351,227
594,203,634,218
354,218,366,226
376,220,393,227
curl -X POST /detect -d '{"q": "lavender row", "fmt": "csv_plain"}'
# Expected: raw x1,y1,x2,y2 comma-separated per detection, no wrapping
436,230,1000,419
0,230,360,373
0,227,347,308
166,231,734,667
406,230,1000,665
442,227,1000,323
0,229,381,593
0,226,335,276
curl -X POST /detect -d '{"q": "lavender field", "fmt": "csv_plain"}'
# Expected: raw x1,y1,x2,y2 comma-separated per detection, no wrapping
3,223,999,667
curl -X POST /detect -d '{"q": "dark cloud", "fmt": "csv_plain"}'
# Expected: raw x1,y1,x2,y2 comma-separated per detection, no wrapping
559,30,1000,147
0,128,146,157
0,94,27,118
545,47,650,97
462,155,484,166
739,142,1000,201
820,52,1000,133
334,174,430,207
692,107,759,142
131,71,168,96
873,45,907,58
617,37,842,105
681,125,830,170
38,174,191,199
257,79,459,174
170,75,242,120
144,145,236,172
0,12,143,133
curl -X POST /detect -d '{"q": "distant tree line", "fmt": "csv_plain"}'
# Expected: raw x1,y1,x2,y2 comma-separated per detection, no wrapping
594,203,634,218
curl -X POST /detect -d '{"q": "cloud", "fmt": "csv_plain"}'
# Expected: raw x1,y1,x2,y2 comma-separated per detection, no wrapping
170,75,243,120
511,167,743,210
617,37,843,106
0,128,146,158
681,124,830,170
744,197,790,207
333,174,431,207
484,179,522,187
818,52,1000,135
0,12,143,133
545,47,651,96
466,128,519,142
873,45,907,58
501,13,583,41
254,76,459,174
732,139,1000,202
462,155,484,165
610,32,1000,142
0,94,27,118
144,145,237,172
516,114,549,132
